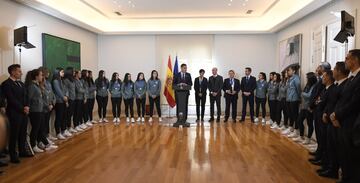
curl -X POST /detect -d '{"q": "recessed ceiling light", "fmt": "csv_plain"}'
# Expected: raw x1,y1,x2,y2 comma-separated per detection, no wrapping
228,3,231,6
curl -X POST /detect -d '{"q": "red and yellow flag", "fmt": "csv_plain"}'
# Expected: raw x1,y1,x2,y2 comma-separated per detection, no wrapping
164,56,176,108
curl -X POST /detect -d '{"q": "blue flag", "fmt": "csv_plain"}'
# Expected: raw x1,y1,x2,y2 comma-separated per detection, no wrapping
173,56,179,77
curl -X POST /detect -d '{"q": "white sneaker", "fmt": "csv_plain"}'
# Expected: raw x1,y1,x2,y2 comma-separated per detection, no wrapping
86,121,93,127
261,118,266,124
46,139,55,145
69,128,77,133
281,128,291,135
131,118,135,123
136,117,141,122
92,120,98,124
302,138,311,145
80,124,87,129
270,123,278,129
276,125,283,130
33,146,44,153
116,118,120,122
280,125,287,130
57,133,66,140
149,117,153,122
141,117,145,122
98,118,103,123
287,131,299,138
267,119,273,125
75,126,84,132
113,118,117,122
126,117,130,122
45,144,58,151
63,130,72,137
48,135,58,141
159,117,162,122
293,136,303,142
254,118,259,122
38,142,46,149
103,118,109,123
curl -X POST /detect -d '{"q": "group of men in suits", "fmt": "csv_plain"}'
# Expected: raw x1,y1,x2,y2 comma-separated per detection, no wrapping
173,64,257,124
308,49,360,183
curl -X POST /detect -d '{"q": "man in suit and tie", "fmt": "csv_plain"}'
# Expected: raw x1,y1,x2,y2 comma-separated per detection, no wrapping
208,67,223,122
330,49,360,183
223,70,241,122
240,67,256,122
172,64,193,123
1,64,32,164
194,69,208,122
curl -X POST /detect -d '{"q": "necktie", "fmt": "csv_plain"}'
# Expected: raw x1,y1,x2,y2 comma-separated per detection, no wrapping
349,76,355,81
15,81,22,87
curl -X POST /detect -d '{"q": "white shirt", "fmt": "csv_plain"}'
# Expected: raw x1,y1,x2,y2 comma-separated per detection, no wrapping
350,67,360,77
335,77,347,85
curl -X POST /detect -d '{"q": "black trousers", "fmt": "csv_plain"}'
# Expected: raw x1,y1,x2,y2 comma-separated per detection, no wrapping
314,109,323,158
337,127,360,182
87,98,95,121
54,102,66,134
7,111,28,159
225,95,238,120
276,98,288,126
96,96,108,119
111,97,122,118
242,95,254,121
44,111,51,135
297,109,314,137
124,98,134,117
195,94,206,120
65,99,75,128
82,100,89,123
255,97,266,118
210,95,221,119
136,98,146,118
326,124,339,172
149,96,161,117
287,101,299,128
268,100,278,122
74,100,84,126
29,112,48,147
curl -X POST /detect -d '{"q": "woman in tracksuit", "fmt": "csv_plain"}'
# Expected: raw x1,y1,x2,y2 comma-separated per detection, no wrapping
147,70,162,122
26,69,57,153
81,70,92,127
39,67,57,142
86,70,96,123
74,70,88,132
134,72,147,123
63,67,76,136
278,72,289,130
95,70,109,123
255,72,268,125
268,72,280,127
110,72,122,124
293,72,317,144
52,68,68,140
122,73,135,123
282,65,301,137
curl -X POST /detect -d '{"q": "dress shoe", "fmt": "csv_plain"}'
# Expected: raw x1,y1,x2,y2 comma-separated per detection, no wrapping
240,119,245,122
19,153,34,158
208,118,214,122
318,170,338,179
0,161,8,167
316,167,328,173
309,151,317,156
233,119,237,123
216,118,220,122
224,119,228,122
10,158,20,164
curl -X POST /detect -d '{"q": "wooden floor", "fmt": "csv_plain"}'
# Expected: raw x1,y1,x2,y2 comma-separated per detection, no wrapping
0,118,334,183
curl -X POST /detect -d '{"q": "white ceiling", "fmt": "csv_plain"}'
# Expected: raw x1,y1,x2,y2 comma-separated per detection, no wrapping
16,0,333,34
82,0,278,18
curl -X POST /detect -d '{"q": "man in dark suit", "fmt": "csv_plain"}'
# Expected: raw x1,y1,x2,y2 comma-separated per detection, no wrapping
318,62,349,179
314,70,337,178
308,62,331,165
0,85,5,114
330,49,360,183
194,69,208,122
208,67,223,122
172,64,193,123
223,70,241,122
240,67,256,122
1,64,32,164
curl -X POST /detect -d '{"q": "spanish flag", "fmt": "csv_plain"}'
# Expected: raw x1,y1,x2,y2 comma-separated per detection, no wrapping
164,56,176,108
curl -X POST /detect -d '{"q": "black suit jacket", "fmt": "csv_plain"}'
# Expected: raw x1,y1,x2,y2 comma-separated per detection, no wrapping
208,75,224,97
173,72,193,95
223,78,241,99
334,73,360,129
240,76,256,96
1,78,28,115
310,79,325,110
194,77,208,95
324,79,348,116
317,84,336,116
0,84,5,108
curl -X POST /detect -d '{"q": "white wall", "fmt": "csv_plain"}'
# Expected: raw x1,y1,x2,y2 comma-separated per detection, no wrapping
0,0,98,82
277,0,360,78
